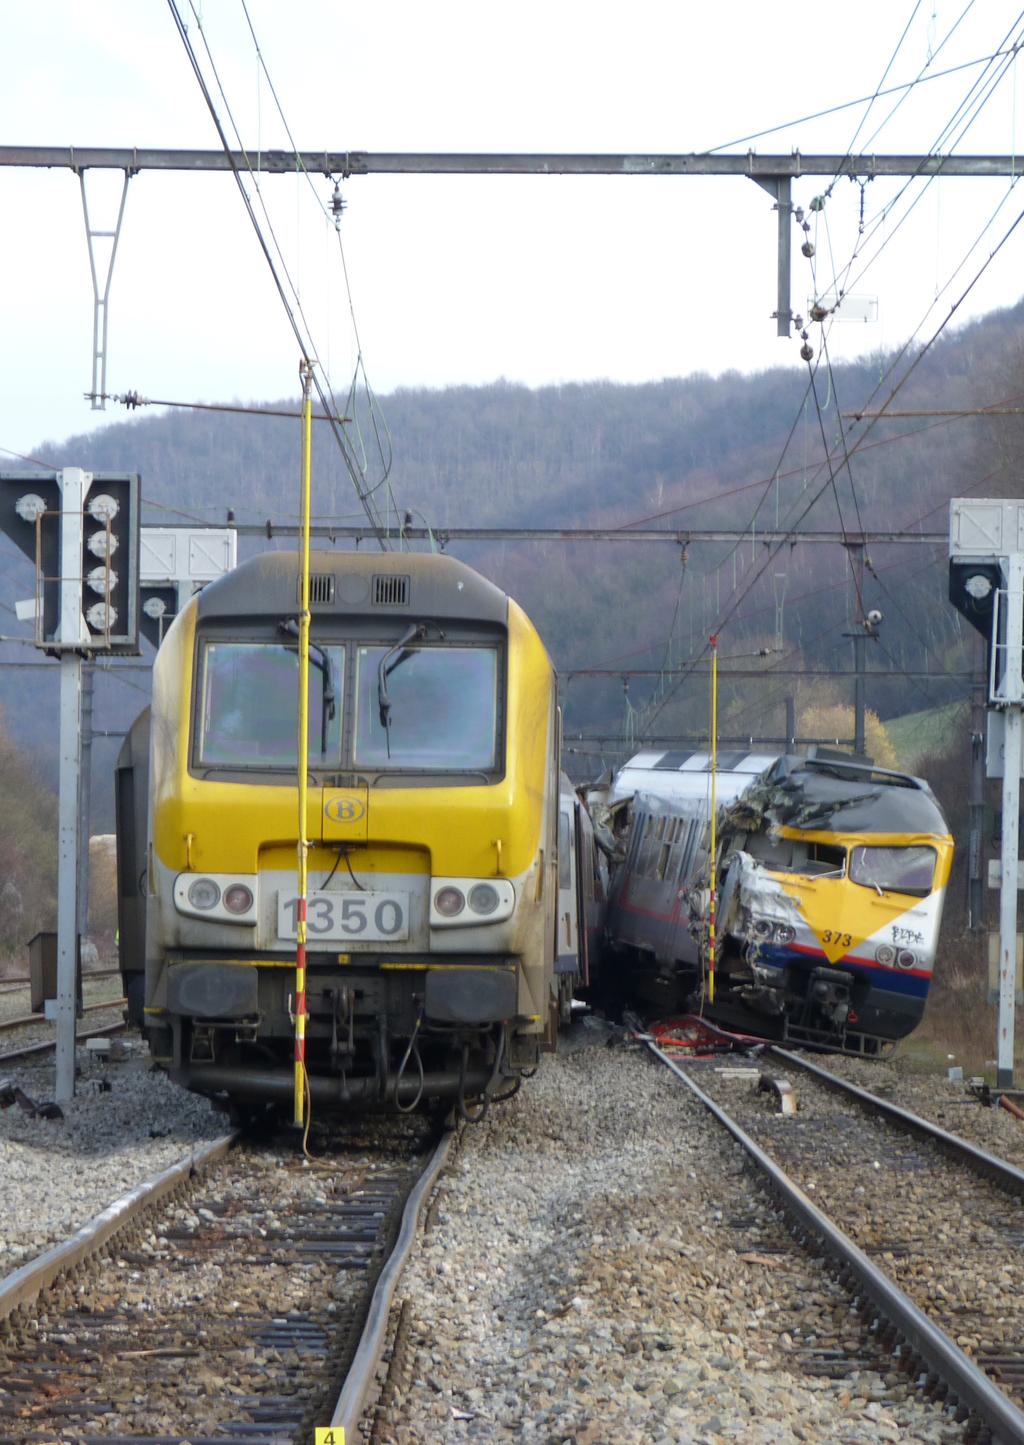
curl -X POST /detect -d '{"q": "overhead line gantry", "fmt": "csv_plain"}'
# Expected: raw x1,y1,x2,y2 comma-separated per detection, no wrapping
3,145,1023,397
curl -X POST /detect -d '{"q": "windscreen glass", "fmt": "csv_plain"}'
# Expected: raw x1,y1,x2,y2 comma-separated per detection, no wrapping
198,642,344,768
354,645,499,770
849,844,936,896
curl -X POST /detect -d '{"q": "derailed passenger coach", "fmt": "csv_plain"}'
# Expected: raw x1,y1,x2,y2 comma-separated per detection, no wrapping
601,749,954,1054
119,550,576,1118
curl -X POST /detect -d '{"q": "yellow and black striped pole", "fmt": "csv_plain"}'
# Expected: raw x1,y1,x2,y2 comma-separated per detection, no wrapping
708,634,719,1004
294,362,314,1127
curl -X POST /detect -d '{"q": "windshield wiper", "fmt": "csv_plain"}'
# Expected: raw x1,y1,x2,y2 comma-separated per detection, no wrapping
279,619,337,754
378,622,427,757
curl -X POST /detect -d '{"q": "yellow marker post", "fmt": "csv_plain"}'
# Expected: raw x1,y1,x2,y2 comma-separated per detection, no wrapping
708,634,719,1004
293,361,314,1128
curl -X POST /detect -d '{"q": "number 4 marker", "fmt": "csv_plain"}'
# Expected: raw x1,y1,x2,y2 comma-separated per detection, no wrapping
315,1430,345,1445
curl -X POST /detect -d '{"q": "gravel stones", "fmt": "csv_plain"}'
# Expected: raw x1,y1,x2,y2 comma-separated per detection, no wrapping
0,1044,223,1273
374,1031,965,1443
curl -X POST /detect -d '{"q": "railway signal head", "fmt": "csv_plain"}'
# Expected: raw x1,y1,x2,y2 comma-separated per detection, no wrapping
0,469,140,654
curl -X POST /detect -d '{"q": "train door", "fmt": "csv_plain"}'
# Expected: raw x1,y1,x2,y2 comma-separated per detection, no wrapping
557,798,580,978
573,799,602,986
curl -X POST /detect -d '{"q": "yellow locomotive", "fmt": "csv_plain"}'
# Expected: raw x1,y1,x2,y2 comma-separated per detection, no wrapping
125,550,567,1118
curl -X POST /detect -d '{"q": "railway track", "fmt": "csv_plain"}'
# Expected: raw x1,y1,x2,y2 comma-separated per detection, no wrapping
0,1114,455,1443
0,999,127,1036
641,1032,1024,1443
0,1004,129,1067
0,970,122,998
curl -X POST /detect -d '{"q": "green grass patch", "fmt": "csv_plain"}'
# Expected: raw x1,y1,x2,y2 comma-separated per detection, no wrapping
885,700,967,771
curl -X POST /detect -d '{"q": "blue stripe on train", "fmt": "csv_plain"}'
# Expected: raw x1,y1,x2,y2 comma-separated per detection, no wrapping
755,947,932,1000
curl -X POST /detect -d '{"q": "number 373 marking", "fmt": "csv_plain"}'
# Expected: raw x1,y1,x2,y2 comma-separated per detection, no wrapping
822,929,852,949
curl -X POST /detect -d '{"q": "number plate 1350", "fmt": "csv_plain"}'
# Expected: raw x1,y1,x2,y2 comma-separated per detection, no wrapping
277,890,409,942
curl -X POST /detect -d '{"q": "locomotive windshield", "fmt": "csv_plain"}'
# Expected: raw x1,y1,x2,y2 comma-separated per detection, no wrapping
354,644,499,771
849,844,936,897
197,642,344,768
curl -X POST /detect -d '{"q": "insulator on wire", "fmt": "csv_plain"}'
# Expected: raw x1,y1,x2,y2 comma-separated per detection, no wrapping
801,241,815,258
331,180,346,230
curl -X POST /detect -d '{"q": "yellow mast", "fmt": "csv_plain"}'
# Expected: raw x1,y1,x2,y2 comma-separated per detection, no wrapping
293,362,314,1127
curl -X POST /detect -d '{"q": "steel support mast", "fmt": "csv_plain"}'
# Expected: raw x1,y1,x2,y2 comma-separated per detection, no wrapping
949,500,1024,1090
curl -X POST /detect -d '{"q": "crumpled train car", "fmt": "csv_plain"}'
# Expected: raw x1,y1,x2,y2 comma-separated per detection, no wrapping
601,748,954,1055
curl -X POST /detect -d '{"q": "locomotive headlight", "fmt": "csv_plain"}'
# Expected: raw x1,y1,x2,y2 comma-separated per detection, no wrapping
469,883,500,915
897,949,917,969
430,877,516,927
751,917,773,940
875,944,896,967
174,873,258,923
434,886,466,918
187,877,221,910
774,924,795,945
223,883,255,915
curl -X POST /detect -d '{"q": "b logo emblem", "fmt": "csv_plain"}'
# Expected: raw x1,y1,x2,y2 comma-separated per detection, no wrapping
325,795,365,823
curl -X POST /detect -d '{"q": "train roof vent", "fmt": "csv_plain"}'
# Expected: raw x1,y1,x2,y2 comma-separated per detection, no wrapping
372,574,410,608
300,574,336,606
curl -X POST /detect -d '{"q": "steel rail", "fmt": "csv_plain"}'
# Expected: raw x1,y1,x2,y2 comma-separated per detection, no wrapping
0,1021,125,1064
329,1125,458,1435
0,998,127,1033
0,1132,236,1321
643,1035,1024,1444
0,967,122,994
766,1046,1024,1199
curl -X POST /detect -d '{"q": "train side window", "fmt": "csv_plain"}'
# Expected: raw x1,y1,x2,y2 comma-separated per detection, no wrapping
677,820,700,884
627,815,646,868
657,843,671,880
637,820,659,878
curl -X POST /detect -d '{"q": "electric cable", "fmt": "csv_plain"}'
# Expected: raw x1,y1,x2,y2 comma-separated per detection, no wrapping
166,0,396,543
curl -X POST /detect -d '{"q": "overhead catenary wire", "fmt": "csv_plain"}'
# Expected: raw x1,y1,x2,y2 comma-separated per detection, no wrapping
810,11,1024,322
235,0,400,514
703,43,1020,153
165,0,394,546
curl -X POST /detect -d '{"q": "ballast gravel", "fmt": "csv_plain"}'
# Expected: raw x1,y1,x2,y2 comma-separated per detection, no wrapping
0,1023,1010,1443
373,1027,968,1445
0,1044,223,1273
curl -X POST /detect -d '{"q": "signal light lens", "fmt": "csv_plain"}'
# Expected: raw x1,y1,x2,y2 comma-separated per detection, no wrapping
87,529,118,559
223,884,254,915
468,883,500,915
187,877,221,911
897,949,917,969
87,492,119,523
434,886,465,917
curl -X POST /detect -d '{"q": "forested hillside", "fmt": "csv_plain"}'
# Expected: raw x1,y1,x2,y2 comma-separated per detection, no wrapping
4,295,1023,815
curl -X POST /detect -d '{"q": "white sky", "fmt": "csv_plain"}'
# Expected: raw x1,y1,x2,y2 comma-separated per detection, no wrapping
2,1,1024,455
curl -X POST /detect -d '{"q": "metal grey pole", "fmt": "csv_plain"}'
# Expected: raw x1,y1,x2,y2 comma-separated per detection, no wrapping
56,652,82,1100
54,466,88,1102
77,662,94,1000
969,633,987,932
997,550,1024,1089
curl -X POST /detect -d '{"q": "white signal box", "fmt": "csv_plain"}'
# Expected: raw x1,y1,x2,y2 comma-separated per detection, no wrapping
140,527,236,584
